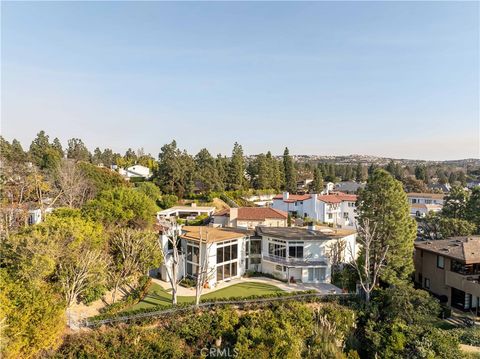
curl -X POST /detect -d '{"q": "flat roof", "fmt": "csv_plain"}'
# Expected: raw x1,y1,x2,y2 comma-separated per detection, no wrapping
158,206,216,215
407,192,445,200
415,236,480,264
181,226,248,243
256,226,356,241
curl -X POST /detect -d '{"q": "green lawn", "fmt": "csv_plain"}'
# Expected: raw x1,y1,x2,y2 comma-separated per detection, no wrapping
130,281,283,311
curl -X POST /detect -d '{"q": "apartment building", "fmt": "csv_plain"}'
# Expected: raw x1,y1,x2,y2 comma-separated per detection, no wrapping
414,236,480,311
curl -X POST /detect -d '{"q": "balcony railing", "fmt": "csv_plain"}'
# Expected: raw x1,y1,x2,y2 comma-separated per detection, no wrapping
445,270,480,298
262,254,328,267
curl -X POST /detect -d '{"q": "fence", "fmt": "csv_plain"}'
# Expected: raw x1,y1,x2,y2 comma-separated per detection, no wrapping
81,292,353,328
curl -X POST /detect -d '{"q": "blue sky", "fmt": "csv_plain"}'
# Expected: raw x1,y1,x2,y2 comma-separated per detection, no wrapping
2,2,479,160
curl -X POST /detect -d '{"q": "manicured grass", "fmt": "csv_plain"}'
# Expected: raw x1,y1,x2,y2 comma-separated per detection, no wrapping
129,281,284,311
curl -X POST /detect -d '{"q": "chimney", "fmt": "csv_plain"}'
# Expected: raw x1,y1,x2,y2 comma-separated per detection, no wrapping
283,192,290,200
229,208,238,227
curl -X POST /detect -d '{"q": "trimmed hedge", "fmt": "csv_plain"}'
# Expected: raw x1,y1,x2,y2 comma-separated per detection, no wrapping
87,290,356,324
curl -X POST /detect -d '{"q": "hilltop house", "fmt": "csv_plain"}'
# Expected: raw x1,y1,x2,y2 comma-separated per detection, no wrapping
157,203,216,220
414,236,480,311
272,191,357,229
212,207,288,229
407,192,444,217
158,225,357,287
119,164,151,179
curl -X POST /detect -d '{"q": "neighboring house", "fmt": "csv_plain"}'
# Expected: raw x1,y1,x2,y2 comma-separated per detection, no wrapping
212,207,288,229
428,183,451,193
272,191,357,229
158,224,358,287
414,236,480,311
256,226,358,283
157,204,216,220
407,192,444,217
334,181,365,194
119,164,151,179
28,207,54,225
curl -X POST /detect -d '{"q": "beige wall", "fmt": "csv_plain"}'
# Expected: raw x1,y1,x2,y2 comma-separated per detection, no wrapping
414,249,450,301
234,218,287,229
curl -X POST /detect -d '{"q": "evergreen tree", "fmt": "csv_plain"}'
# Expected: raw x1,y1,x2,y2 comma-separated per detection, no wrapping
442,186,469,219
154,140,194,197
215,154,228,191
52,137,64,158
355,163,366,182
310,167,324,193
194,148,222,192
466,187,480,232
29,130,60,170
356,169,417,285
283,147,296,193
415,165,427,182
67,138,91,162
227,142,245,190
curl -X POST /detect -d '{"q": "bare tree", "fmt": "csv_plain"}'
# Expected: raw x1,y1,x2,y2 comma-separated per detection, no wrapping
56,159,91,208
58,249,109,307
328,238,347,268
194,228,215,307
159,219,182,305
109,228,161,302
348,219,388,303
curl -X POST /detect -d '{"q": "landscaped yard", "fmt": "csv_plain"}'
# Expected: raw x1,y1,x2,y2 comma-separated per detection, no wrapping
129,281,284,311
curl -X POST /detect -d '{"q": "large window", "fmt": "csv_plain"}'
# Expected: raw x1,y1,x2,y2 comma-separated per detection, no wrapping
268,239,286,258
186,242,200,277
249,239,261,255
288,242,304,259
216,240,239,281
187,244,199,263
437,255,444,269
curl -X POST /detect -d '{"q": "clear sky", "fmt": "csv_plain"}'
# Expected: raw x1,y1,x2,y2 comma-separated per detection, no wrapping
2,1,479,160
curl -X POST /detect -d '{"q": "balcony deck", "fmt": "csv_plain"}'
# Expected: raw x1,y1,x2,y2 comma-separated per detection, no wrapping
262,254,328,267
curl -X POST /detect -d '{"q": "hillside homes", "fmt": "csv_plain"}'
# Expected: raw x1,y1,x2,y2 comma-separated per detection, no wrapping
407,192,444,217
212,207,288,229
158,224,357,287
272,191,357,229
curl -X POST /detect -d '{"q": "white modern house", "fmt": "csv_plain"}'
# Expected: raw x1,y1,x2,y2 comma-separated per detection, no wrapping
157,204,216,220
272,191,358,229
212,207,288,229
158,224,358,287
158,225,250,288
407,192,444,217
256,226,358,283
119,164,152,179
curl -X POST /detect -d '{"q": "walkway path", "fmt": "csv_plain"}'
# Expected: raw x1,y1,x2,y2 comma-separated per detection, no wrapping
153,276,343,296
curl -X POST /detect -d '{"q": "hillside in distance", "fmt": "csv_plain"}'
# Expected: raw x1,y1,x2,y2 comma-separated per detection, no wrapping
262,154,480,167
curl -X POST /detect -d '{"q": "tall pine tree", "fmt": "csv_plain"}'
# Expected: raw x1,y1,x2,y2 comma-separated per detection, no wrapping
283,147,296,193
356,169,417,285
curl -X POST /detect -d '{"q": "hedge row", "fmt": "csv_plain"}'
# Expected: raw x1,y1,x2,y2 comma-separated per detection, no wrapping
87,290,357,325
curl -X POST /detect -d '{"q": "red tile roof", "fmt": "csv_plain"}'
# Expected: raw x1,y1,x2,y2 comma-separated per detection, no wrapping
318,192,357,203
